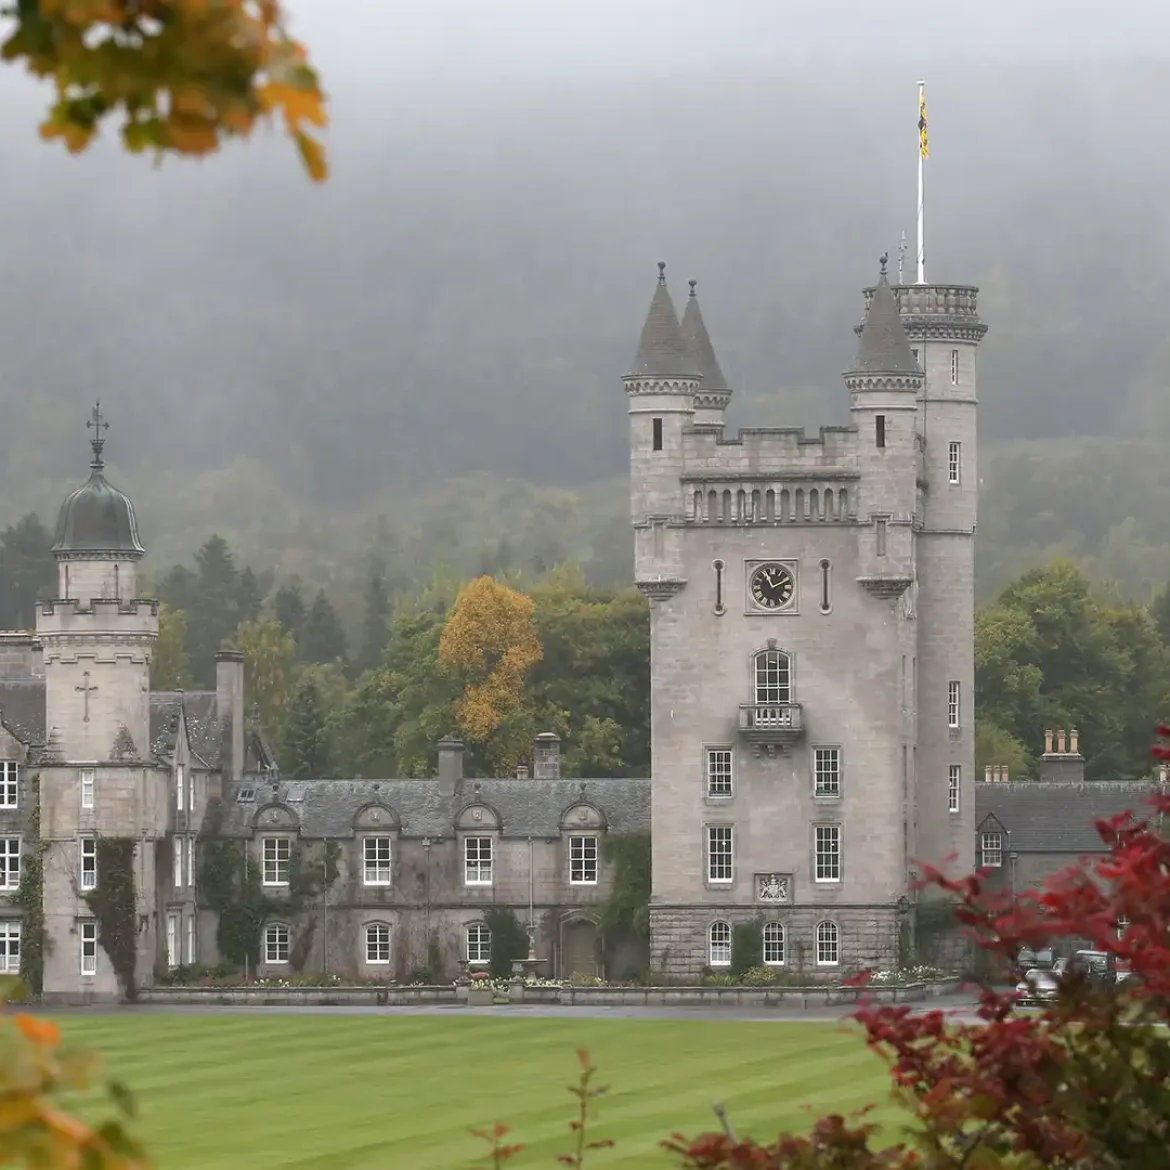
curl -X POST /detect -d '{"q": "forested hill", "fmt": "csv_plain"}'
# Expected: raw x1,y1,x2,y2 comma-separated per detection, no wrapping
2,57,1169,600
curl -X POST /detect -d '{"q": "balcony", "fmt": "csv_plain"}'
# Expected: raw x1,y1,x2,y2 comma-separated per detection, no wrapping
738,702,804,746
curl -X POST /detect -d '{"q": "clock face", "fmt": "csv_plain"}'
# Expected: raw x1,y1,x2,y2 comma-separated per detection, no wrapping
750,563,795,610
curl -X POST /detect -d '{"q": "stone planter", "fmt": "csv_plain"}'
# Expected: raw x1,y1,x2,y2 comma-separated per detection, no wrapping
467,985,494,1006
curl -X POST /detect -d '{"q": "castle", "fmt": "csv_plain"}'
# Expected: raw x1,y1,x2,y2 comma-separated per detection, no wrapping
0,269,1155,1003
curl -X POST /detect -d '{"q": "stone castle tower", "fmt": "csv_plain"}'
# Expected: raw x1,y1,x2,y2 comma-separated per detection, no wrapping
626,261,986,975
36,406,162,999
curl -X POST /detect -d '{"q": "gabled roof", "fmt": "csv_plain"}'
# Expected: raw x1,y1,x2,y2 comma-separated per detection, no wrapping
627,265,700,379
680,281,729,393
150,691,223,767
852,272,920,375
0,679,46,750
975,781,1162,853
208,777,651,840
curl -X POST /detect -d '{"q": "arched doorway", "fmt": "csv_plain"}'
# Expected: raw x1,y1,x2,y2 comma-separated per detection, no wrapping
560,917,600,980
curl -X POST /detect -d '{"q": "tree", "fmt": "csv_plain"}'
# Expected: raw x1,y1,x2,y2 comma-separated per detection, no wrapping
282,673,332,778
272,582,306,642
236,567,264,624
150,603,190,691
359,557,390,674
300,588,347,666
0,513,55,630
1,0,328,180
232,618,294,737
439,576,543,775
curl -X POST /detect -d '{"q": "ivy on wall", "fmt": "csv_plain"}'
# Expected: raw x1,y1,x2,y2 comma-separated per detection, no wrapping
731,920,763,977
14,777,47,998
600,833,650,942
84,837,139,1001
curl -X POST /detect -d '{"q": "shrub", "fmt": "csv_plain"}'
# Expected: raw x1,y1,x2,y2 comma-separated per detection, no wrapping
730,922,762,977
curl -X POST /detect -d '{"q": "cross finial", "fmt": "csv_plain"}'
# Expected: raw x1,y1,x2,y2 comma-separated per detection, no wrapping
657,261,666,285
688,279,697,298
86,401,109,470
879,253,889,277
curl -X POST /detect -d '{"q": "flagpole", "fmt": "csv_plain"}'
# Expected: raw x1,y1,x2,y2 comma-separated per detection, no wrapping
916,79,926,285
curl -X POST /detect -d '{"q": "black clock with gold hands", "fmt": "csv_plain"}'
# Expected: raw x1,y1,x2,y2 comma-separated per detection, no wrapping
750,563,795,609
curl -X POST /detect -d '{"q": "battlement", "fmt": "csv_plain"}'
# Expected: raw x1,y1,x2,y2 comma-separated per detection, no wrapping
36,597,160,642
683,424,859,471
858,283,987,342
38,597,159,618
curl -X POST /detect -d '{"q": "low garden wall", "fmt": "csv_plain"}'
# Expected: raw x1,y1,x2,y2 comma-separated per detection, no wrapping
138,977,962,1008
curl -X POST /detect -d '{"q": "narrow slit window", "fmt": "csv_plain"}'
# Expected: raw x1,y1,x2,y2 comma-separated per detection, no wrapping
875,518,888,557
950,349,959,384
875,415,886,448
652,417,663,451
819,559,831,613
713,559,725,613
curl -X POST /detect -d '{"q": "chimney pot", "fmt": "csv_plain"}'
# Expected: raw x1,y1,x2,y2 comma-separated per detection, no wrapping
1057,729,1067,754
437,735,465,796
1069,728,1079,755
1044,728,1054,754
533,732,562,780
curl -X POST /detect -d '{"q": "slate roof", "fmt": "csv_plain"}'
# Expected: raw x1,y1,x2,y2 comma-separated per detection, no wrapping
852,273,920,375
0,679,46,752
627,267,700,379
150,691,224,767
975,781,1162,853
210,777,651,840
680,282,729,393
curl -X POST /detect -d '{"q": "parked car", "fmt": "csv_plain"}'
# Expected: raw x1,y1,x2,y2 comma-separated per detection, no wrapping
1016,957,1067,1004
1011,946,1057,982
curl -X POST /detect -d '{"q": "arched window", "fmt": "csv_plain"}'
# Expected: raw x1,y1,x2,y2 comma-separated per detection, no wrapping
264,922,289,965
365,923,391,964
754,650,791,704
708,921,732,967
762,922,785,966
815,920,839,966
819,560,832,614
467,922,491,966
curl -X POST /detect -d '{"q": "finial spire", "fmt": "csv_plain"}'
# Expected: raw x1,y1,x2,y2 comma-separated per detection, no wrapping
86,401,109,471
657,261,666,285
879,252,889,278
688,279,697,297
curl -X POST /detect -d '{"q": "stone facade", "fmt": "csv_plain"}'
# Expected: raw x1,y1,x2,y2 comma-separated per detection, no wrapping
627,265,985,975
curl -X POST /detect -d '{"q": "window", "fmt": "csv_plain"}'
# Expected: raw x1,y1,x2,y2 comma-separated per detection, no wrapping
80,768,94,810
948,681,961,728
875,517,888,557
464,836,493,885
173,838,183,888
0,920,20,973
363,836,393,886
948,441,961,485
80,921,98,976
569,835,598,884
950,348,959,384
875,415,886,448
762,922,785,966
754,650,791,704
819,559,831,614
708,921,731,967
185,838,193,889
713,559,725,613
175,764,183,811
980,831,1003,869
262,837,290,886
264,922,290,963
466,922,491,966
706,825,733,884
80,838,97,891
365,923,391,964
816,921,840,966
166,912,179,969
652,417,663,451
706,748,733,797
815,825,841,883
948,765,961,814
186,915,195,964
0,837,20,891
911,347,920,364
814,748,840,798
0,761,17,808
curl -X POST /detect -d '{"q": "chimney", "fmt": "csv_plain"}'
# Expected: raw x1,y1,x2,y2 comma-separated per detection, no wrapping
533,732,561,780
1040,727,1085,784
515,765,529,779
437,735,465,796
215,651,246,786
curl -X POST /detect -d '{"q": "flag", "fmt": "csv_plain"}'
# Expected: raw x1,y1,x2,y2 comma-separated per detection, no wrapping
918,89,929,159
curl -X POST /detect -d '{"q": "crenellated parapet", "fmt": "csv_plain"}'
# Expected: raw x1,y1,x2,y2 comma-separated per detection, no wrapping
37,598,159,645
859,283,987,343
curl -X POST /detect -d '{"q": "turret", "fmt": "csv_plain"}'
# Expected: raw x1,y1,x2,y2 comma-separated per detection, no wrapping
845,257,923,593
680,280,730,430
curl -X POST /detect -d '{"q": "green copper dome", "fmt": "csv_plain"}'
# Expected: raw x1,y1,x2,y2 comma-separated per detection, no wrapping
52,406,145,559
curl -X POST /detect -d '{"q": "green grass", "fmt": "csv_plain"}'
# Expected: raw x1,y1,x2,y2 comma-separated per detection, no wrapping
58,1015,897,1168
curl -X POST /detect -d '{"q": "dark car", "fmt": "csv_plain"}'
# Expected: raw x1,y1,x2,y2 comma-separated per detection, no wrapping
1011,946,1056,982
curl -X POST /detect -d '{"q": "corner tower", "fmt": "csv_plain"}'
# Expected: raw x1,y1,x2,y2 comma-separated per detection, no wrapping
680,280,730,430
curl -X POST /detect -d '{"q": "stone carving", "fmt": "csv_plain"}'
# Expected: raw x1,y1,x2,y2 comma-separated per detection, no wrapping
472,807,483,822
755,873,792,903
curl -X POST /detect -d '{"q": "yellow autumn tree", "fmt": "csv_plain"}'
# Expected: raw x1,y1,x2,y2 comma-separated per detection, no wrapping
1,0,328,180
439,577,543,768
0,977,146,1167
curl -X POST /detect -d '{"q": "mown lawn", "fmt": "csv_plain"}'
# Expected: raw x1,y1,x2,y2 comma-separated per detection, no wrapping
58,1014,897,1168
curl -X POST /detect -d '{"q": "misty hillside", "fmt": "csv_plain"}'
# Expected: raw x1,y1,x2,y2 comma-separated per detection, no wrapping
2,9,1169,602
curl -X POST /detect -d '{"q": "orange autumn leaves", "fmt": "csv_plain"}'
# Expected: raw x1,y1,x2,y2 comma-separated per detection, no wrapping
1,0,328,180
439,577,543,750
0,977,146,1168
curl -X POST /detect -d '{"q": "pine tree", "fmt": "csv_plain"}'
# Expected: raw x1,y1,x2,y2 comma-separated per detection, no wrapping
282,673,332,778
0,513,55,629
236,567,264,624
300,589,348,665
359,558,390,673
273,582,306,641
188,535,240,685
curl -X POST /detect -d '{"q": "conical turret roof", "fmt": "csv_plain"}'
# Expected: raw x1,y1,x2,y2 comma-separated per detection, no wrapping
627,263,700,379
853,266,919,375
680,280,729,392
